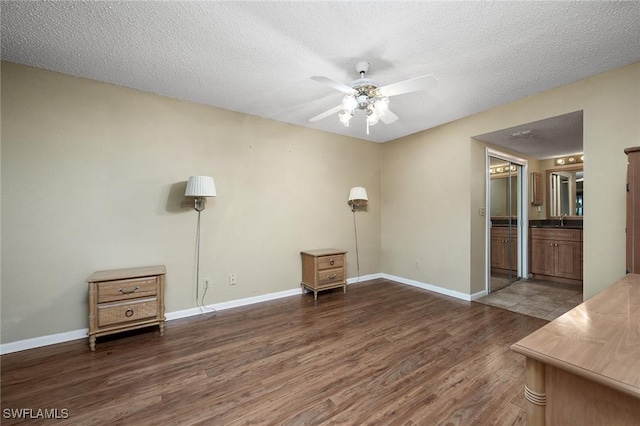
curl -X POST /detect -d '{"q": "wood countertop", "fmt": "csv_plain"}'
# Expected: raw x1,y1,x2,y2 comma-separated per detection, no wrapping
511,273,640,399
300,249,347,256
87,265,166,282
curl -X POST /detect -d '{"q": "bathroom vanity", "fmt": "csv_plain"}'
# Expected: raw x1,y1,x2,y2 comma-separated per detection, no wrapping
529,226,582,285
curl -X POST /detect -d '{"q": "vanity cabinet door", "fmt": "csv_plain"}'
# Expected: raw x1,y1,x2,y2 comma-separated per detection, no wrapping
491,236,507,269
530,228,582,284
556,240,582,280
491,228,518,272
531,238,555,276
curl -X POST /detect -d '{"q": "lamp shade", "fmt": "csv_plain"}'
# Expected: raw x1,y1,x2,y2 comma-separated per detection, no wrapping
348,187,368,202
185,176,216,197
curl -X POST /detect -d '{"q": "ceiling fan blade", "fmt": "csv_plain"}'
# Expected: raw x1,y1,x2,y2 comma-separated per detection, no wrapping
378,74,438,97
311,76,357,95
380,109,399,125
309,104,343,122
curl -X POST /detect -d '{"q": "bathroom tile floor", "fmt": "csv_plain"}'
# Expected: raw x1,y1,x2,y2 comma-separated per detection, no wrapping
475,279,583,321
489,274,512,291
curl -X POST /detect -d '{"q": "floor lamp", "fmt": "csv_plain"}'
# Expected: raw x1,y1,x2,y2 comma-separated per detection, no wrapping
348,187,368,280
185,176,216,314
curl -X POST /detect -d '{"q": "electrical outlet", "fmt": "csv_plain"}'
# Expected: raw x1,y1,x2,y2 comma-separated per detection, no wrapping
229,273,236,286
203,277,210,289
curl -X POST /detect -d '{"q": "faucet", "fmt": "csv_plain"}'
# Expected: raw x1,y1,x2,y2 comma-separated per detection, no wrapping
559,214,568,227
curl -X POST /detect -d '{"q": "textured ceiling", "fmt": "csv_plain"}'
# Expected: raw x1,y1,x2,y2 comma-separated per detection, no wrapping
474,111,584,159
2,1,639,151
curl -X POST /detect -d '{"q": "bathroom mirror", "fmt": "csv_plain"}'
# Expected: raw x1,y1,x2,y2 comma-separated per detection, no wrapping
547,166,583,217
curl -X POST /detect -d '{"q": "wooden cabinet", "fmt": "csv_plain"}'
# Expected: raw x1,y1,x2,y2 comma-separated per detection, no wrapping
87,265,166,351
491,227,518,273
530,228,582,284
511,274,640,426
530,172,543,206
300,249,347,300
626,147,640,274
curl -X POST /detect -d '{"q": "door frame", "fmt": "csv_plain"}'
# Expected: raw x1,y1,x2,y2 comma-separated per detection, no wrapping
485,148,529,293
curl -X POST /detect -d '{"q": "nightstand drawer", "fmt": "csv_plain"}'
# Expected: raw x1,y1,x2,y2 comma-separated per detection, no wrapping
317,268,344,286
97,277,158,303
98,298,158,327
318,255,344,270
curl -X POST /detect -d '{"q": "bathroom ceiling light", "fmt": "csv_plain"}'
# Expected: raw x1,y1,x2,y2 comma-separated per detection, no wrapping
510,129,534,138
553,154,584,166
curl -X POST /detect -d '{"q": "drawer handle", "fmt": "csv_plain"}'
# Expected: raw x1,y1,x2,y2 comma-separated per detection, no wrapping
119,285,140,295
125,307,134,317
330,259,335,265
326,274,337,279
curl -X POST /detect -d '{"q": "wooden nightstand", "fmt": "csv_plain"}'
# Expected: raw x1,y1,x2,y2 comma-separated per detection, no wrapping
300,249,347,300
87,265,166,351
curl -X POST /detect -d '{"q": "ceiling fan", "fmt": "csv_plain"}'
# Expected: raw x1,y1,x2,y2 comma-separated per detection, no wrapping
309,61,437,135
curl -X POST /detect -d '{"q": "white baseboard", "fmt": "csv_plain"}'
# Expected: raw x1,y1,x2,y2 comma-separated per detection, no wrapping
1,272,477,355
165,288,304,321
0,328,90,355
166,276,384,322
470,289,488,300
0,287,307,355
380,273,480,302
346,273,383,284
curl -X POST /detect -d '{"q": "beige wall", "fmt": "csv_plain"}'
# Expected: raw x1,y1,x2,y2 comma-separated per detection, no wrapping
2,60,638,345
381,122,472,293
382,61,639,299
1,62,382,343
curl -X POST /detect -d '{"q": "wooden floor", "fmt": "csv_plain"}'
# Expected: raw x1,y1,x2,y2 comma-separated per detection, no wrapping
1,279,547,425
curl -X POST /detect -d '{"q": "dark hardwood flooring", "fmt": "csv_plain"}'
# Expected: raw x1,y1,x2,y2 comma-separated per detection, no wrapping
1,279,547,425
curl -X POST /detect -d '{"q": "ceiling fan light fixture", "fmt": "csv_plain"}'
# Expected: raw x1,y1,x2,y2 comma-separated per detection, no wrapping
341,95,358,113
366,111,380,126
374,97,389,115
309,61,438,134
356,94,369,109
339,111,353,127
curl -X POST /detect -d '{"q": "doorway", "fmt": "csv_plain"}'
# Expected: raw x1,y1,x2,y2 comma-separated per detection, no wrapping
476,111,583,299
486,149,528,293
